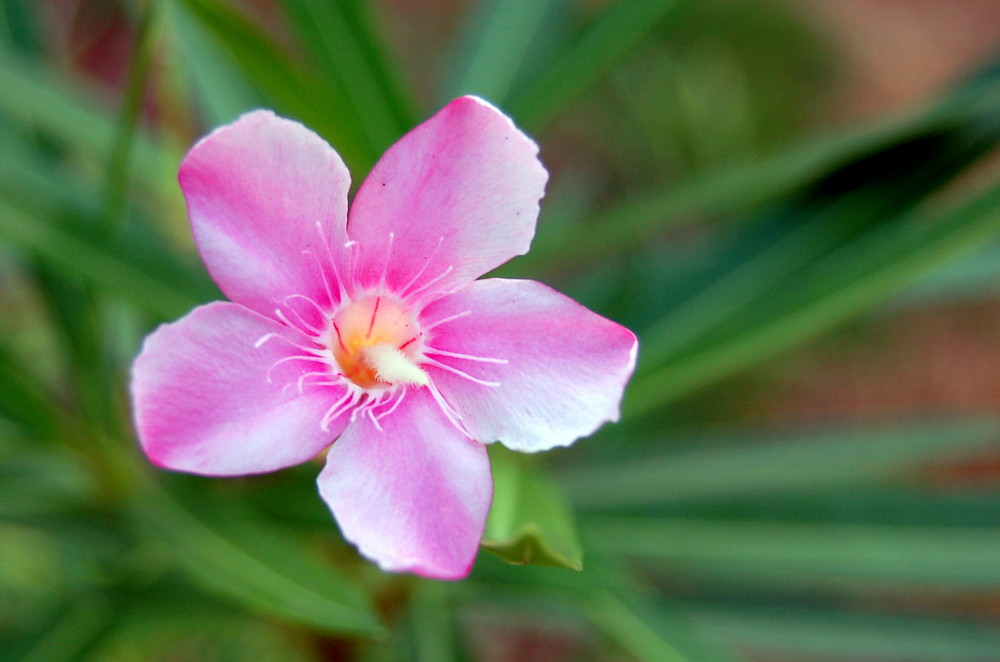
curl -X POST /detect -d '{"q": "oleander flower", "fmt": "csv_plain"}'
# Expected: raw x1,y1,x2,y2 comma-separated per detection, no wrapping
131,96,637,579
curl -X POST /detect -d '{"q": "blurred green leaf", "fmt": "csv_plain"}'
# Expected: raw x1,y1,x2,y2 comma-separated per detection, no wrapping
586,515,1000,589
409,582,467,662
175,0,378,173
0,51,174,190
585,591,747,662
481,446,583,570
560,418,1000,509
628,178,1000,415
509,0,688,131
0,198,214,320
446,0,556,105
0,0,42,54
522,56,1000,274
8,596,111,662
137,485,382,636
83,598,319,662
684,603,1000,662
163,0,263,124
101,0,160,234
0,341,59,439
0,446,97,519
283,0,415,151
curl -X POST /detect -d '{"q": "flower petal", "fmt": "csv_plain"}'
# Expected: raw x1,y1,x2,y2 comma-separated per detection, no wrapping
420,279,638,452
131,302,347,476
180,111,351,319
348,96,547,299
317,387,492,579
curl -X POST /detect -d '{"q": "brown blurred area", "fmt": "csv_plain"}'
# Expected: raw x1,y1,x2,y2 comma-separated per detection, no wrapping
800,0,1000,121
758,2,1000,487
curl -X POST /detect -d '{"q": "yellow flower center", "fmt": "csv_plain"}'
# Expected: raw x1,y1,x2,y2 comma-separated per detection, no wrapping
330,296,428,389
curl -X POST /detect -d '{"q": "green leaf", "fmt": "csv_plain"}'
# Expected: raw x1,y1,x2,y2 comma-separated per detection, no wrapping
481,446,583,570
175,0,378,173
163,0,263,125
135,484,382,636
8,597,111,662
445,0,557,105
585,515,1000,589
0,197,214,320
82,598,319,662
684,603,1000,661
100,0,159,234
627,179,1000,416
409,582,466,662
0,341,59,439
518,55,1000,275
508,0,688,132
283,0,416,151
585,591,747,662
0,51,174,191
559,418,1000,509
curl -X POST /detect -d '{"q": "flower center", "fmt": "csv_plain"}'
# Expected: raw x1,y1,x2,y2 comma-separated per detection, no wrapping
330,296,428,389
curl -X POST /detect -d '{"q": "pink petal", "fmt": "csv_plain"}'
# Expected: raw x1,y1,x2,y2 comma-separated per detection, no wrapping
180,111,350,320
420,279,638,452
317,387,492,579
347,96,547,299
131,302,347,476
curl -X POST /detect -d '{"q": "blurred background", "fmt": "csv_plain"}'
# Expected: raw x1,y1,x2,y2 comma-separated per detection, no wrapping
4,0,1000,660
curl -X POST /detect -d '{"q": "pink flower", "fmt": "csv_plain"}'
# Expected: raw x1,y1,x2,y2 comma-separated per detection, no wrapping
130,97,637,579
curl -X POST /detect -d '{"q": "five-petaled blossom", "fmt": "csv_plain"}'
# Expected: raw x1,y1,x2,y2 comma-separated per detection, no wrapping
131,96,637,579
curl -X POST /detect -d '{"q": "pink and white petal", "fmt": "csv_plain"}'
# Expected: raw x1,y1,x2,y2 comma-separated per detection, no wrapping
420,279,638,453
347,96,547,299
318,387,492,580
131,302,348,476
180,111,351,320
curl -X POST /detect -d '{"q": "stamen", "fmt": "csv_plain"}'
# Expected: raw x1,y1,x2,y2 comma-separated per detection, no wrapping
283,294,332,331
362,343,430,386
344,240,361,289
274,308,324,338
404,264,454,302
266,354,329,383
254,333,325,355
422,357,500,387
398,236,445,297
426,382,470,437
367,409,384,432
295,370,342,394
375,387,407,422
348,392,370,423
422,310,471,332
364,392,392,431
314,221,349,301
423,347,508,364
302,248,339,309
321,389,360,431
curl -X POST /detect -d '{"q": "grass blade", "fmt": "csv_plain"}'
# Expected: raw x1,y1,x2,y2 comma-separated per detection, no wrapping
508,0,687,131
481,446,583,570
560,419,1000,509
283,0,415,150
445,0,557,105
586,516,1000,589
627,180,1000,416
137,484,382,636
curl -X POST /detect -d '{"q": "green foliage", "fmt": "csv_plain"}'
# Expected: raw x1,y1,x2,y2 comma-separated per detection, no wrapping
481,446,583,570
3,0,1000,660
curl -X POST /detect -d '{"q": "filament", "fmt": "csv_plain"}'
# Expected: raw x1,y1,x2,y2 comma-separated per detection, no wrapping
423,357,500,387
